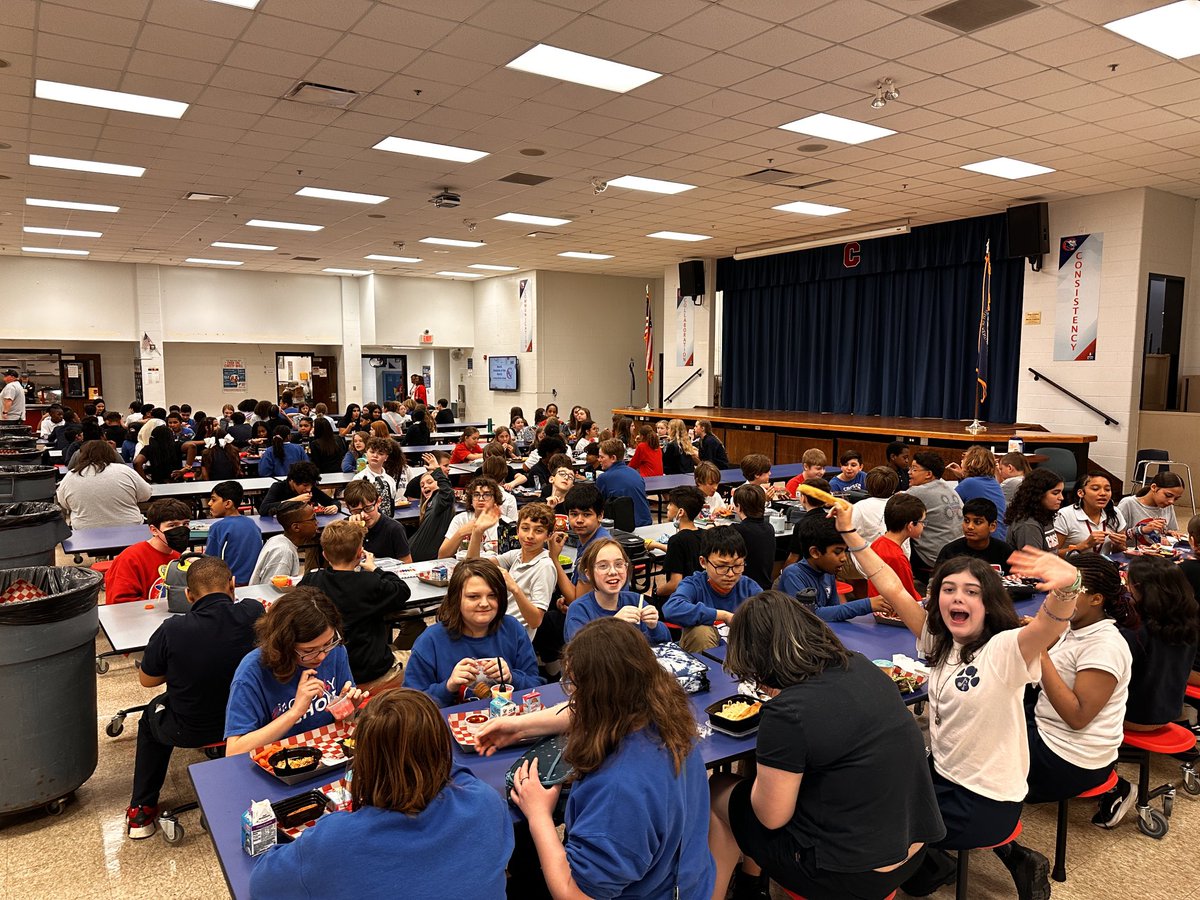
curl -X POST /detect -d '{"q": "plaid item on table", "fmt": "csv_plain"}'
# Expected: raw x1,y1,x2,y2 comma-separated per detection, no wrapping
251,721,354,775
0,579,48,605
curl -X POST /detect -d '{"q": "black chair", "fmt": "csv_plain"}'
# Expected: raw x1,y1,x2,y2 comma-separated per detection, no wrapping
606,496,635,533
1032,447,1078,493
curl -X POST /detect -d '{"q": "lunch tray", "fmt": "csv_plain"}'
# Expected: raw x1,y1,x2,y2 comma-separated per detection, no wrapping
251,721,354,785
447,709,535,754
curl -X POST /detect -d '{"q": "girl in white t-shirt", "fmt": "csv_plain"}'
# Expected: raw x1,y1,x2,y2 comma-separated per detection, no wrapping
834,497,1082,898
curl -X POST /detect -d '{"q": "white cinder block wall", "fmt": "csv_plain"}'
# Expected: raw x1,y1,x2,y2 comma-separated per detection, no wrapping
659,260,715,410
464,272,540,426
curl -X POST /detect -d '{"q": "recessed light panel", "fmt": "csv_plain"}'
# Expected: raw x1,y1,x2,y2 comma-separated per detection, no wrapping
323,268,372,275
212,241,277,251
558,251,613,260
469,264,519,271
372,137,488,163
365,254,422,263
494,212,571,226
26,198,119,212
35,80,188,118
779,113,895,145
420,237,485,248
30,154,145,177
647,231,711,242
436,271,483,278
1105,1,1200,59
186,258,243,266
771,200,850,216
296,186,388,204
960,157,1055,179
24,226,102,237
206,0,260,7
246,219,324,231
22,246,89,255
505,44,661,93
608,175,695,194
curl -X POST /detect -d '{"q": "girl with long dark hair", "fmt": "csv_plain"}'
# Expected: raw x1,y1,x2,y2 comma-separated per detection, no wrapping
1005,468,1065,553
134,425,185,483
1117,471,1185,540
1054,473,1127,556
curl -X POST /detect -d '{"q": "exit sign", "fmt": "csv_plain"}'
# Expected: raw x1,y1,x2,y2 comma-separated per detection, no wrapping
419,333,434,344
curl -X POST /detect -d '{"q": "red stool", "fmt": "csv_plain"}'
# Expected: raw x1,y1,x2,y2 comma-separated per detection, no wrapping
1049,769,1118,881
1187,684,1200,702
1120,724,1199,838
956,820,1021,900
835,580,854,595
89,559,114,575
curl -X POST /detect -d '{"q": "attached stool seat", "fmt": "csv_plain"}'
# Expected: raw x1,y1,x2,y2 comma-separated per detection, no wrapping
157,741,226,844
783,890,895,900
89,559,114,574
1049,769,1118,882
1120,724,1199,838
956,820,1022,900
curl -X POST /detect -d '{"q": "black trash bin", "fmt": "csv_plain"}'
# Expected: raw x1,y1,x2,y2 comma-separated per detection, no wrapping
0,465,58,503
0,566,102,815
0,423,33,436
0,435,43,465
0,502,71,569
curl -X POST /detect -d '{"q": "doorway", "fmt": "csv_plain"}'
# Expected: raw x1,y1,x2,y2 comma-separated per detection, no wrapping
1140,274,1184,411
60,353,104,417
311,355,339,411
275,353,313,407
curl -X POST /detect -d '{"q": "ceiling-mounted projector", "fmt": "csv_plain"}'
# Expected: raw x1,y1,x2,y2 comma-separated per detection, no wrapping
429,190,461,208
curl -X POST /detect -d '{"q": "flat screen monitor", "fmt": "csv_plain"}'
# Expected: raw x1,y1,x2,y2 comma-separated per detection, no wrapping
488,355,519,391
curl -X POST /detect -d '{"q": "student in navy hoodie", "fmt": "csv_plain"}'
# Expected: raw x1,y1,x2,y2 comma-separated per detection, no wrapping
595,437,653,528
481,617,716,900
662,527,761,652
249,689,511,900
403,558,543,707
777,512,892,622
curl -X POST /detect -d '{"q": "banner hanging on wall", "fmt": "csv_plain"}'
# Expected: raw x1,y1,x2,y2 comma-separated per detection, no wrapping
1054,233,1102,361
675,289,694,367
222,358,245,391
519,278,533,353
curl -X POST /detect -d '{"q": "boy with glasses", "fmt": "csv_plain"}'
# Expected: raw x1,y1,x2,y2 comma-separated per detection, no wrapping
542,453,578,509
249,501,318,584
779,512,891,622
345,479,411,563
439,476,504,558
662,528,761,652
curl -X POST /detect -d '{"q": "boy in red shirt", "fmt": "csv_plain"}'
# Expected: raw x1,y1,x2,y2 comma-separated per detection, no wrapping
105,498,192,605
867,492,926,602
450,426,484,464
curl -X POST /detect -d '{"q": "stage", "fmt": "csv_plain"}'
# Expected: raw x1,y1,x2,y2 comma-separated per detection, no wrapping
612,407,1096,476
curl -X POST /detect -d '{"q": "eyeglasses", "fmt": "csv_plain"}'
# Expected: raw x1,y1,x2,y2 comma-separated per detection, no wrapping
554,469,575,479
705,562,745,576
346,502,377,514
471,492,494,500
593,561,628,574
295,632,342,662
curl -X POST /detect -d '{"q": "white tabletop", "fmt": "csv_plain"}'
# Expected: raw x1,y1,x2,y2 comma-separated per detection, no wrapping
150,471,357,498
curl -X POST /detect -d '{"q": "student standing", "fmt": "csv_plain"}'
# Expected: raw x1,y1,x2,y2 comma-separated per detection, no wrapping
1005,469,1064,553
204,481,263,586
409,373,428,406
564,539,668,643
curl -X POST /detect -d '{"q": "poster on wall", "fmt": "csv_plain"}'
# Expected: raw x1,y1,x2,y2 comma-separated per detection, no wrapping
519,278,533,353
422,365,431,389
1054,233,1102,361
675,288,694,367
222,358,246,391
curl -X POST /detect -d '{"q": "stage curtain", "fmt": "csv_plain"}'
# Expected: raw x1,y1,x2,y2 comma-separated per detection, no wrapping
717,213,1024,422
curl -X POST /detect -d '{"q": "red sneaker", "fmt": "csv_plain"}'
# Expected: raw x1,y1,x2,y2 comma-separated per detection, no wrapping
126,805,158,839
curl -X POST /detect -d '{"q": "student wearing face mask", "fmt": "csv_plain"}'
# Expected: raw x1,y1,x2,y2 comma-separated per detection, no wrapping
105,499,193,604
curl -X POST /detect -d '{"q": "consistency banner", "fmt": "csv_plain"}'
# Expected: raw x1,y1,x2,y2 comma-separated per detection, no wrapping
1055,233,1102,361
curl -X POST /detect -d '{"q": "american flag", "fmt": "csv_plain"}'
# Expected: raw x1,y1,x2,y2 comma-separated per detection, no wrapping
976,245,991,405
644,285,654,383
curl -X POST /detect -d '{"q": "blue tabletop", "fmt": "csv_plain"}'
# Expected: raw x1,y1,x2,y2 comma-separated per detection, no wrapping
62,512,346,555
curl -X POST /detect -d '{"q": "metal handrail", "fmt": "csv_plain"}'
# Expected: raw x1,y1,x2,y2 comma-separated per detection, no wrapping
1028,368,1119,425
665,368,704,404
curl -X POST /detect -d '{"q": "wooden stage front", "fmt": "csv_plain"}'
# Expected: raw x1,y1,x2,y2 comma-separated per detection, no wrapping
612,407,1097,475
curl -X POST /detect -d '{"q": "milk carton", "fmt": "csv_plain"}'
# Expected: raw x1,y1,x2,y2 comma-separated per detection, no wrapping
242,799,277,857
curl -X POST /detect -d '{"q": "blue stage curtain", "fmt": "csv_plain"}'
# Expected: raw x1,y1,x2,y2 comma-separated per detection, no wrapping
717,213,1024,422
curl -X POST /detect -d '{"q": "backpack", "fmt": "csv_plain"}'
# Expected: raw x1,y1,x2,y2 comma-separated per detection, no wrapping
652,642,710,694
162,551,205,613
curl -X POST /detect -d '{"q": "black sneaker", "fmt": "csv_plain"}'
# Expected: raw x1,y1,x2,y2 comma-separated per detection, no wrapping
126,804,158,840
1092,777,1135,829
1000,841,1051,900
729,868,770,900
900,848,957,897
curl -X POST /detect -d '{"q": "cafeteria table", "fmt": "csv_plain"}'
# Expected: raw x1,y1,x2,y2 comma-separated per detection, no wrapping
150,471,356,499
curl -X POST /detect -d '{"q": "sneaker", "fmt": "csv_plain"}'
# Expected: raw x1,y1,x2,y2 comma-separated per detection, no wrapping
126,805,158,840
1092,777,1135,829
1000,841,1051,900
900,848,957,897
729,868,770,900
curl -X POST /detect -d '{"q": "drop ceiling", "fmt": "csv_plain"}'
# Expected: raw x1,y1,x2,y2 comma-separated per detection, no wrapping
1,0,1198,279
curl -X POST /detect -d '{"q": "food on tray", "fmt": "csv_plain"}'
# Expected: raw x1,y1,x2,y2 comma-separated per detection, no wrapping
716,700,761,721
271,575,293,588
876,664,927,694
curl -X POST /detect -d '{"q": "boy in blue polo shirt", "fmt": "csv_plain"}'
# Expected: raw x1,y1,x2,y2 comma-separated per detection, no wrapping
595,438,652,527
778,512,890,622
203,481,263,586
662,528,760,652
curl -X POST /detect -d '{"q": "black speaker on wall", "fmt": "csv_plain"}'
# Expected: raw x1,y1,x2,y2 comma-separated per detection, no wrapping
679,259,705,298
1006,202,1049,260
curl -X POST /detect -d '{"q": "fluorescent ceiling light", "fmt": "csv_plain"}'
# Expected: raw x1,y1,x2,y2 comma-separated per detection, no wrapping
772,200,850,216
647,231,711,242
212,241,277,251
372,136,488,163
469,264,519,271
323,268,373,276
558,251,613,260
30,154,144,177
420,237,485,248
246,218,323,231
779,113,895,145
734,221,910,260
505,44,661,93
22,246,89,256
608,175,695,194
186,258,243,266
206,0,260,7
436,271,483,278
296,186,388,204
1105,1,1200,59
35,80,188,119
494,212,571,226
26,198,119,213
24,226,102,237
365,254,422,263
960,157,1055,179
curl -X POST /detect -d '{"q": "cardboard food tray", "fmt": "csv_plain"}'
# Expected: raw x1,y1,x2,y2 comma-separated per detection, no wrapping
447,710,536,754
251,722,353,785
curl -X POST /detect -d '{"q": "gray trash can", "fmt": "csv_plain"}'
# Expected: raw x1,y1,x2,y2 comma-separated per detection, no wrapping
0,502,71,569
0,435,42,465
0,566,102,815
0,465,58,503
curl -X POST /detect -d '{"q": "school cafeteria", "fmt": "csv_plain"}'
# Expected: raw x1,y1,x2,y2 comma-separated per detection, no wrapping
4,1,1200,898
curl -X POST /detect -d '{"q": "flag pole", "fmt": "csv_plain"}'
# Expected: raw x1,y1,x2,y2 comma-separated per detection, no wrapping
643,283,653,411
966,239,989,435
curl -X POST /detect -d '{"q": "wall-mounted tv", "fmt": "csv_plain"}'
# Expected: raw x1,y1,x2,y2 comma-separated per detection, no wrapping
488,355,519,391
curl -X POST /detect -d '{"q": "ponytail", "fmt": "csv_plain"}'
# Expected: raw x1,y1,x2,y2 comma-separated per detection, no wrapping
1071,553,1139,629
1136,471,1184,498
272,424,291,461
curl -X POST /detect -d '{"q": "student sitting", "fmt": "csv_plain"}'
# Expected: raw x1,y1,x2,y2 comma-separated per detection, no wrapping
403,558,543,707
258,461,338,518
56,439,151,529
540,453,576,509
707,592,943,900
299,521,411,693
204,481,263,586
652,486,705,599
450,426,484,464
1180,515,1200,685
408,455,457,562
782,478,834,567
467,502,556,639
38,402,65,439
565,538,668,644
595,438,652,528
628,424,664,478
997,451,1031,505
249,501,317,585
580,441,601,480
935,498,1014,572
105,499,191,604
1117,471,1185,542
258,424,307,477
344,480,411,563
199,430,241,481
784,448,829,498
829,449,866,493
692,461,726,519
486,425,520,461
249,689,511,900
950,446,1009,540
401,403,433,447
907,451,965,582
887,440,912,491
1005,468,1065,553
662,527,760,652
695,419,730,469
440,476,505,558
434,397,455,426
732,483,778,590
484,618,715,900
660,417,698,475
867,493,926,602
306,416,346,474
134,424,186,483
341,430,368,473
850,466,901,550
379,399,405,435
1054,473,1128,557
778,513,889,622
481,453,519,519
353,435,402,517
290,415,314,448
126,558,263,839
739,452,784,499
224,588,364,755
574,419,601,455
